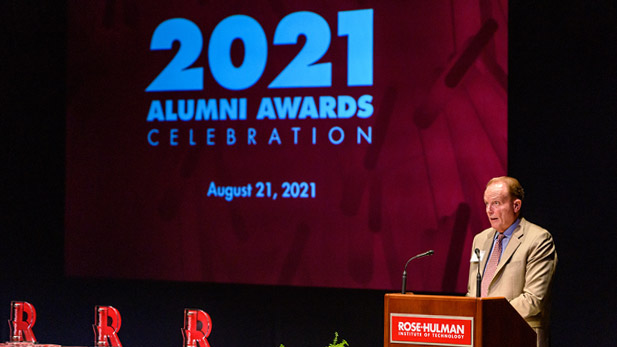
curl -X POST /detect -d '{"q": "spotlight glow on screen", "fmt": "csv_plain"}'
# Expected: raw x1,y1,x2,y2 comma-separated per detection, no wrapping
65,0,507,292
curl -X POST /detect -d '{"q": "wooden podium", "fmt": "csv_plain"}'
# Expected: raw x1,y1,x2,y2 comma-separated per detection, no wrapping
384,294,535,347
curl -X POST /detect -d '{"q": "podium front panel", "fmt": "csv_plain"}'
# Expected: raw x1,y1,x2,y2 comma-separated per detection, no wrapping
384,294,535,347
384,294,477,347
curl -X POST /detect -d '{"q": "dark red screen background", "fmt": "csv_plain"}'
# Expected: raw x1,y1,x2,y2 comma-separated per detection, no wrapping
65,0,507,292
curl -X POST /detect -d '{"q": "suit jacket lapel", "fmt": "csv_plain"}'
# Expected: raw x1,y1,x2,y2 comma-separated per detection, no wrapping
480,231,495,274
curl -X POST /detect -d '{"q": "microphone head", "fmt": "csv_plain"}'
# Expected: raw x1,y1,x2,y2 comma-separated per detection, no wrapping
474,248,480,256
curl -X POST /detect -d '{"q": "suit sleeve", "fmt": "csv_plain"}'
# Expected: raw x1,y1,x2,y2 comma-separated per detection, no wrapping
508,230,557,319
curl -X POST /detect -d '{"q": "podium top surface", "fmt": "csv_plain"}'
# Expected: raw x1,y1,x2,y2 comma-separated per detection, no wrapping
385,293,507,302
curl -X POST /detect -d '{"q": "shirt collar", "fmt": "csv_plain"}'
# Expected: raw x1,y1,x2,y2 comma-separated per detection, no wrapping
496,218,521,239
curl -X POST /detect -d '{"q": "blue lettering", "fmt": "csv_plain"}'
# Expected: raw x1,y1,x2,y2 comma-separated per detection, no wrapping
273,96,302,119
148,129,159,146
195,99,218,121
269,12,332,88
291,127,301,144
206,128,215,145
338,9,373,86
357,126,372,144
298,96,318,119
357,94,374,118
147,100,164,122
189,129,197,145
256,97,276,120
207,181,217,196
165,100,178,121
209,15,267,90
337,95,356,118
328,126,344,145
178,99,194,121
220,99,237,120
227,128,236,145
248,128,257,145
312,127,316,144
170,128,179,146
207,182,253,201
146,18,204,92
239,98,247,120
319,96,337,119
269,128,281,145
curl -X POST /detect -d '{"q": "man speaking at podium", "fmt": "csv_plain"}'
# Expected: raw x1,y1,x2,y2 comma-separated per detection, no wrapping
467,177,557,347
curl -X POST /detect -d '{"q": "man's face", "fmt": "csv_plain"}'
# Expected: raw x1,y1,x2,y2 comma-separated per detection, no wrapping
483,182,521,233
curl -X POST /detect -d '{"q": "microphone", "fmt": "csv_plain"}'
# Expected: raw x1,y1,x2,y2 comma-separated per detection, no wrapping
401,250,434,294
474,248,482,297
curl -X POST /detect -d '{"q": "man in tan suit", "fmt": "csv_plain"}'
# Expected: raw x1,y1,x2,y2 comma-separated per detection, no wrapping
467,177,557,347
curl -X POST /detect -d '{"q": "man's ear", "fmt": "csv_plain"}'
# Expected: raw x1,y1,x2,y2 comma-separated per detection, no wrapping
513,199,522,213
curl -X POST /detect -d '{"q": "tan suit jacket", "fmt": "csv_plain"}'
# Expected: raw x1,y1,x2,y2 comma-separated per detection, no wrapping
467,218,557,329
